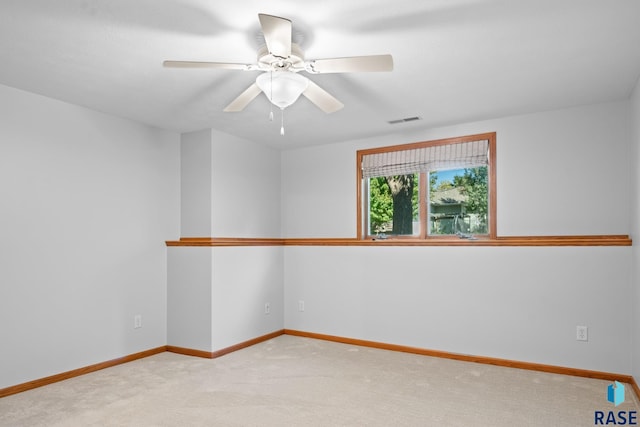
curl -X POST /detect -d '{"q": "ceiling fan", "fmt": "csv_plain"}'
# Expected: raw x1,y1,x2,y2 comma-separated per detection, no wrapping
163,14,393,118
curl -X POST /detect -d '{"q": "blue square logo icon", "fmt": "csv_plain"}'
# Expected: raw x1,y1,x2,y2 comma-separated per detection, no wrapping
608,381,625,407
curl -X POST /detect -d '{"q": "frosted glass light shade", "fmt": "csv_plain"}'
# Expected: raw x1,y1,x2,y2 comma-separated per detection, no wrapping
256,72,309,109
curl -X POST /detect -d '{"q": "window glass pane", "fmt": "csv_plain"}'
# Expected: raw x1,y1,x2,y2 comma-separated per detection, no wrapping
368,174,419,236
429,167,488,236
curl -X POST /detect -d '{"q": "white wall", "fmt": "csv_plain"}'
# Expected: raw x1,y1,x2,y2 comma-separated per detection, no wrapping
285,246,631,373
282,100,634,374
168,130,284,353
0,84,180,389
281,142,357,238
181,128,282,238
167,245,284,353
180,129,213,237
630,76,640,382
167,247,212,350
212,246,284,350
282,100,630,238
210,129,281,238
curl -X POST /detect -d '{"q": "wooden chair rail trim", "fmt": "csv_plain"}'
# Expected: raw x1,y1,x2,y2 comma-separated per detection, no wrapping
170,237,286,246
166,235,631,247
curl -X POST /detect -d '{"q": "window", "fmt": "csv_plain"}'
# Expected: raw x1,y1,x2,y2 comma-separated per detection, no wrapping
357,133,496,239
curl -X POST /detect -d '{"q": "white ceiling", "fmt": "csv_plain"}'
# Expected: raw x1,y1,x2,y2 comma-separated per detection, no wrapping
1,0,640,149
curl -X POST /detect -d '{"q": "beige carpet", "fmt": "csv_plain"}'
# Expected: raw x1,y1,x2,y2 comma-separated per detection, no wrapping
1,335,638,426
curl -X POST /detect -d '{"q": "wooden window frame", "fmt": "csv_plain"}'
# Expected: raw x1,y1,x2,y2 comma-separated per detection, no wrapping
356,132,497,240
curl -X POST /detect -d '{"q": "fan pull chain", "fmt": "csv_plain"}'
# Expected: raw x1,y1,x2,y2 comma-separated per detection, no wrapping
268,71,274,121
280,108,285,136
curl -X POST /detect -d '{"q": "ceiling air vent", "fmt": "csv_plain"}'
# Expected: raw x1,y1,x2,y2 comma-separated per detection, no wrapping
388,116,422,125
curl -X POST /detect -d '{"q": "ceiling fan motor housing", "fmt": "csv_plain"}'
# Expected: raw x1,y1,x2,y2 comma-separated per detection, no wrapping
257,43,305,72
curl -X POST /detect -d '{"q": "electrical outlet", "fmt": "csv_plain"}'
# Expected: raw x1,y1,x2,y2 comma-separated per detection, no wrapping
264,302,270,315
576,325,588,341
134,314,142,329
298,300,305,312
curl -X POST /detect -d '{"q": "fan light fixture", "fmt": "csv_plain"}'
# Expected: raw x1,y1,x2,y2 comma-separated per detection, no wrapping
256,72,308,110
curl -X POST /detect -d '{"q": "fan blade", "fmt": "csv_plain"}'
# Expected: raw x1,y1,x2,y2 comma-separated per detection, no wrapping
307,54,393,73
223,83,263,112
163,60,250,70
258,14,292,59
302,80,344,114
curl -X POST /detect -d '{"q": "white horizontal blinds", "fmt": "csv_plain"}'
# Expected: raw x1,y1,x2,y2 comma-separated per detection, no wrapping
361,139,489,178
